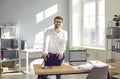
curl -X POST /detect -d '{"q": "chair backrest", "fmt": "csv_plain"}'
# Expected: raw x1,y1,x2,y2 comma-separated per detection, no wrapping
86,66,109,79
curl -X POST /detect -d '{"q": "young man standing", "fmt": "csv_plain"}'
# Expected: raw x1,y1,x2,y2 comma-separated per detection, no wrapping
38,16,67,79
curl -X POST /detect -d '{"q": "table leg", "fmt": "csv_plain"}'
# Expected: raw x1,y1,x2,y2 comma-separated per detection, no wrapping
19,54,21,71
26,52,29,74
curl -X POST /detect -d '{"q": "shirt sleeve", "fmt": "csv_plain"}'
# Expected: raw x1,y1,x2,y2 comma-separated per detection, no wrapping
58,31,68,54
43,30,50,54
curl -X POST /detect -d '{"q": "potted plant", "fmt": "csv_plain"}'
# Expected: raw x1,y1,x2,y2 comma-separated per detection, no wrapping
113,15,120,26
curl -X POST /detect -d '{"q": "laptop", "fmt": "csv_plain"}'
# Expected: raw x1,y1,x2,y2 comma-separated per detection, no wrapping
69,50,87,66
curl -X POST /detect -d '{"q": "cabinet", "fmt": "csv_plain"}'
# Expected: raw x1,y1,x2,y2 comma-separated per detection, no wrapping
0,24,19,74
106,26,120,52
106,26,120,67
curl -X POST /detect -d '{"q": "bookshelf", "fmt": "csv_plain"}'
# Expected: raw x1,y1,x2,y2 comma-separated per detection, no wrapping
0,24,19,74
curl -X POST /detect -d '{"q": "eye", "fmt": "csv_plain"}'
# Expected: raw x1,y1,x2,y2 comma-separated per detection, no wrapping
55,21,62,23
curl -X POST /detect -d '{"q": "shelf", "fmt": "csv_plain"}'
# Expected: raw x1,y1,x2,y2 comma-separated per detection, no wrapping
0,26,16,28
2,48,18,51
0,25,18,39
1,60,19,73
1,68,20,73
0,37,17,39
1,70,20,74
107,62,120,75
3,26,16,29
1,58,19,62
106,50,115,52
0,24,19,74
106,50,120,53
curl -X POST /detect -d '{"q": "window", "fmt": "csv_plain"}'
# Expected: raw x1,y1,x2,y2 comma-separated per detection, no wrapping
82,0,105,48
70,0,105,49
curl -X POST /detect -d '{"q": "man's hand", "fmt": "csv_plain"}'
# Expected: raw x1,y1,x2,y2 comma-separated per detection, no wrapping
42,53,49,61
56,53,63,60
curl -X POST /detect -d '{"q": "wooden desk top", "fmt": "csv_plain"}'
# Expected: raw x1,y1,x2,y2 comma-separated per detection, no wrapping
34,63,117,75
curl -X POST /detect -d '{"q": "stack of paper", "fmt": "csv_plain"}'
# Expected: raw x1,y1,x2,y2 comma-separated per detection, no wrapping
89,60,108,67
78,63,94,70
71,66,79,70
77,60,108,70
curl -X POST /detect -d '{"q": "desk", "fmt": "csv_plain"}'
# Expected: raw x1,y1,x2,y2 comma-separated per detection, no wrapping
34,63,117,75
19,49,43,74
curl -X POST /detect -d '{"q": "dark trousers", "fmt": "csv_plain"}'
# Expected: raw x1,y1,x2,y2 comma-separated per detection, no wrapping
37,53,65,79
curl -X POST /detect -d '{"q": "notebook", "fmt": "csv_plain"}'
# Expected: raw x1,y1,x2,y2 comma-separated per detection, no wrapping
69,50,87,66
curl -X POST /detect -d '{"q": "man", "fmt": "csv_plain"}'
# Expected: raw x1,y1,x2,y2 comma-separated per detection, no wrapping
38,16,67,79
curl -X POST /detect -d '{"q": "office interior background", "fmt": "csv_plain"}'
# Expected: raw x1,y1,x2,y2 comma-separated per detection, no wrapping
0,0,120,79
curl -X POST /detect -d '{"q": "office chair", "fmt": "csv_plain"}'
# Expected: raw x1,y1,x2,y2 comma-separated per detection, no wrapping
86,66,109,79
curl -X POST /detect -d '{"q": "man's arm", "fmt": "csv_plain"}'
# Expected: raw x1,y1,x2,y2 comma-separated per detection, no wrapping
43,30,49,54
42,30,50,60
59,31,67,53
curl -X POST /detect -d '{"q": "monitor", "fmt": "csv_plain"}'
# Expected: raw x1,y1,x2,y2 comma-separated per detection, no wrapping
69,50,87,65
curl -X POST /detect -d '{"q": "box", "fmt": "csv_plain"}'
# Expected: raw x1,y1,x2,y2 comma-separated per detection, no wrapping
2,67,9,72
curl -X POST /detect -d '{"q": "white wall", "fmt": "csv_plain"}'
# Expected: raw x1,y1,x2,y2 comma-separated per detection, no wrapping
0,0,69,48
0,0,69,61
105,0,120,27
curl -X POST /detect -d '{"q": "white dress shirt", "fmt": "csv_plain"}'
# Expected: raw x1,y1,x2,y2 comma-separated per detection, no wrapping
43,28,67,54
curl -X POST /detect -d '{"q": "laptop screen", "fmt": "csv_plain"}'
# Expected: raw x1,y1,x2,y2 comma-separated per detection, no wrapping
69,50,87,65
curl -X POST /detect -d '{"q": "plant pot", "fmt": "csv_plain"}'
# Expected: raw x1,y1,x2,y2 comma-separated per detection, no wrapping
116,22,119,26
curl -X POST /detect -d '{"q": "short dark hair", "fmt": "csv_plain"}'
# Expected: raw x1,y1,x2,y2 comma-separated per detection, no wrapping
54,16,63,22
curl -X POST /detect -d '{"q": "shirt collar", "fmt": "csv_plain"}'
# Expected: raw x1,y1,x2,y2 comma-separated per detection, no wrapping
53,28,62,34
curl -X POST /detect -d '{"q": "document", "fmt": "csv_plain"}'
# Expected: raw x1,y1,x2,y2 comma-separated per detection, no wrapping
42,66,52,69
71,66,79,70
89,60,108,67
77,60,108,70
78,63,94,70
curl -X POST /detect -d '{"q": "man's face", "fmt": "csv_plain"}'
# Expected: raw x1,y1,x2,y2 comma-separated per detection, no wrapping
54,19,63,28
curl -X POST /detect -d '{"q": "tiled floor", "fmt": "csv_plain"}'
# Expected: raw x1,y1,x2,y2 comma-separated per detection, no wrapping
0,71,88,79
